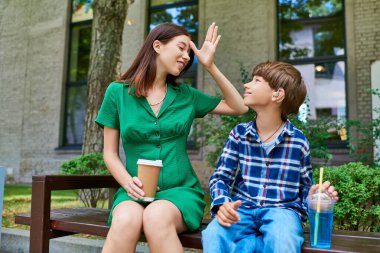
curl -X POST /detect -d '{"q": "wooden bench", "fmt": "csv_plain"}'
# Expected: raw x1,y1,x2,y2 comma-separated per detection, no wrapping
15,175,380,253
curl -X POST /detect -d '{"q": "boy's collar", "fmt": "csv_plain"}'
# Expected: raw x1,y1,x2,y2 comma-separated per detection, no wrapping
245,118,295,138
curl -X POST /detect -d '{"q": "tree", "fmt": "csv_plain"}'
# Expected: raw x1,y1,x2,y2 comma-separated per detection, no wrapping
82,0,134,154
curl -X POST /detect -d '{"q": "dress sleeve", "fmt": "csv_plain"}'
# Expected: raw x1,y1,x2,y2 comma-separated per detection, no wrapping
95,83,120,130
188,85,221,118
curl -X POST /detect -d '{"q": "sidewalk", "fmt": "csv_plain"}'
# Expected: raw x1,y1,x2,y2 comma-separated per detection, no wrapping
1,228,200,253
1,228,143,253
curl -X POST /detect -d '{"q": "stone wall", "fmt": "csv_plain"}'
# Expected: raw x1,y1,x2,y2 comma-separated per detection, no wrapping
199,0,276,95
345,0,380,158
353,0,380,124
0,0,70,182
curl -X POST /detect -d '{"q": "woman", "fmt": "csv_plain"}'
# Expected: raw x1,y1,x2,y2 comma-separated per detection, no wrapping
96,23,248,253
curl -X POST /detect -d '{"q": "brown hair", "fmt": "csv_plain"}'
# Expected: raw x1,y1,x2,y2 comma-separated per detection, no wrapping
117,23,194,97
252,61,307,120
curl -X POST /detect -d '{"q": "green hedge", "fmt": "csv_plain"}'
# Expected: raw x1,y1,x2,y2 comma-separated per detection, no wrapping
60,153,109,207
60,152,109,176
313,163,380,232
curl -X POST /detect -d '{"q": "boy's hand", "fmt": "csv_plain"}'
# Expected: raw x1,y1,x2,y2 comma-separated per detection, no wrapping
216,200,242,227
308,181,339,201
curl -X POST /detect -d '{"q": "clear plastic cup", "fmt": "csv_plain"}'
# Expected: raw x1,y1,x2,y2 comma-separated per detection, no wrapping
307,193,336,249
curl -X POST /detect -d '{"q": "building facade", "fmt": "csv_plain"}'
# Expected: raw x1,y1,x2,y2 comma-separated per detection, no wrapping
0,0,379,186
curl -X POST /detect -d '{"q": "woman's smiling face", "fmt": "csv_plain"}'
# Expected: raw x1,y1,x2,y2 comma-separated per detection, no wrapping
155,35,191,76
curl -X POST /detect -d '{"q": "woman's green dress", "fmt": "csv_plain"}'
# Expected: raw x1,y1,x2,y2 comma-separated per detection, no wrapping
95,82,220,231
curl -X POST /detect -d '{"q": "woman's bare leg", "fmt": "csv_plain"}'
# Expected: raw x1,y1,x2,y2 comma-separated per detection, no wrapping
102,201,144,253
143,200,187,253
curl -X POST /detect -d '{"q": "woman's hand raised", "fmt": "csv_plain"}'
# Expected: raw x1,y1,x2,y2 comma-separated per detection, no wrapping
190,22,221,70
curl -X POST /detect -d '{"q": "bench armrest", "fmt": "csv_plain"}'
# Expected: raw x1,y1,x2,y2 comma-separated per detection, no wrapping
28,175,119,252
32,175,119,191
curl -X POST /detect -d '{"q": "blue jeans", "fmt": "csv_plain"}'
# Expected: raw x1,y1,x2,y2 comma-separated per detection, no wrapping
202,207,304,253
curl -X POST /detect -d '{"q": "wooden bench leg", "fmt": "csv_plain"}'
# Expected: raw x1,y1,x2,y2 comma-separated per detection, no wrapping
29,177,51,253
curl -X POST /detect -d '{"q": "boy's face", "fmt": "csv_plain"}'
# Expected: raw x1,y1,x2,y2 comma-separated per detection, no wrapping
243,75,275,108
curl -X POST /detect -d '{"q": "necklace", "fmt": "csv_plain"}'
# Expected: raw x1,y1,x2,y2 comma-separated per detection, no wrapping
258,122,284,143
148,84,167,106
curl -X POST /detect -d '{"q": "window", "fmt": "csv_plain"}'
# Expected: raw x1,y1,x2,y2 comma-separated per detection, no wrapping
278,0,346,141
63,0,93,147
149,0,199,149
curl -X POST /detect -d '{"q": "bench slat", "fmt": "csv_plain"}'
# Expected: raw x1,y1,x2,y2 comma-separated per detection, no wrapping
15,208,203,248
15,208,380,252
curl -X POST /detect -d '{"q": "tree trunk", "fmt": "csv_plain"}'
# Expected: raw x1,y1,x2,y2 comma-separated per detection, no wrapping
83,0,132,154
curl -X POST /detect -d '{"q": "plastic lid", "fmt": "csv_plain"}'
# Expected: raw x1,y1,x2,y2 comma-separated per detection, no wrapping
307,193,336,204
311,193,331,200
136,159,163,167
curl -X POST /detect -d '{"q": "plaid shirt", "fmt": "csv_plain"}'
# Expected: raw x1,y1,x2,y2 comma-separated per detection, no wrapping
209,119,313,223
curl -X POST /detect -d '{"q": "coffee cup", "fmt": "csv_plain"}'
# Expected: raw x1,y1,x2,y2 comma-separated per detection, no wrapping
137,159,162,202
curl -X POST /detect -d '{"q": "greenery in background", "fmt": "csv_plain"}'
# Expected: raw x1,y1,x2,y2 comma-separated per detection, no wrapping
278,0,342,20
345,89,380,165
204,64,333,168
60,153,109,208
149,4,198,43
204,64,254,167
289,114,333,163
3,185,83,229
313,163,380,232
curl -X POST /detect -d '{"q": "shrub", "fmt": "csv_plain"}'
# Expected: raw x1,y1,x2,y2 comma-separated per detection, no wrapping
60,153,109,208
205,113,254,167
313,163,380,232
289,115,333,163
204,64,255,167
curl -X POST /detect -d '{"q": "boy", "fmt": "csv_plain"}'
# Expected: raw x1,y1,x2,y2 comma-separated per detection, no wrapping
202,61,338,253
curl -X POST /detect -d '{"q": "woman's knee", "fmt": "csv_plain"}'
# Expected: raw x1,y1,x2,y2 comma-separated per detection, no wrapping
143,207,172,230
110,202,144,233
142,201,181,235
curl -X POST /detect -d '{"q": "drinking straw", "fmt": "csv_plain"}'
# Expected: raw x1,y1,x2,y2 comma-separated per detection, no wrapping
314,167,324,246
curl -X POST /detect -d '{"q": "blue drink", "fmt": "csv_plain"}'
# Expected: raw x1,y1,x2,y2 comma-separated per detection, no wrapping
308,209,334,248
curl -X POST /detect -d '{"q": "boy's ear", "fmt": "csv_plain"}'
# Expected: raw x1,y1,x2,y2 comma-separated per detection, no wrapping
153,40,161,54
272,88,285,103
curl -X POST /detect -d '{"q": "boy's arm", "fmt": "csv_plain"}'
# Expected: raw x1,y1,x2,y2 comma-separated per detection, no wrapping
209,127,240,216
300,140,313,212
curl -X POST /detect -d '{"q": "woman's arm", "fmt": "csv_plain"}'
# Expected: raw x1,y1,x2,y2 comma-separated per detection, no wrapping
103,126,144,200
190,23,248,115
207,63,248,115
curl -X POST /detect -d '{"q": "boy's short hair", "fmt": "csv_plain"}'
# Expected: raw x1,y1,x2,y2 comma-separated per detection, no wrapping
252,61,307,120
